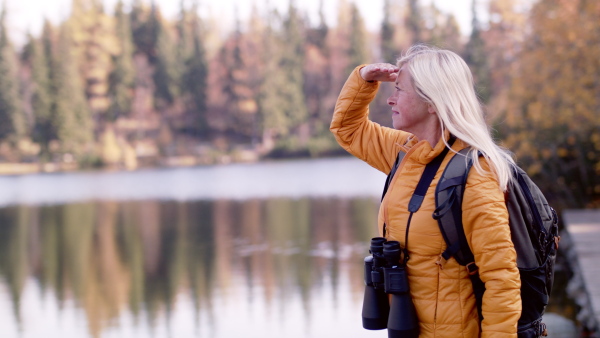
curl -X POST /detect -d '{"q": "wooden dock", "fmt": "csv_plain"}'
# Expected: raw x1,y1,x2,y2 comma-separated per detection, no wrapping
563,209,600,335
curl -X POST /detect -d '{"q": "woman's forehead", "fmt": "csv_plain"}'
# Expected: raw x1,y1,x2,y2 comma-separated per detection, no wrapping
396,67,410,85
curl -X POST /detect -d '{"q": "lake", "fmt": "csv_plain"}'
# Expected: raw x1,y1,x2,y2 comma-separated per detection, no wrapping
0,157,577,337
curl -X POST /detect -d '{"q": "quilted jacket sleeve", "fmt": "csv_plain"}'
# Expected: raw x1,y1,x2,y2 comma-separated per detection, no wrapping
462,160,522,337
330,66,409,174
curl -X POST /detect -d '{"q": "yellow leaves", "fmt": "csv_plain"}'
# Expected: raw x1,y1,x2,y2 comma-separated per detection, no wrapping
527,101,543,123
557,148,569,157
527,162,542,176
593,132,600,150
541,148,552,160
237,99,258,114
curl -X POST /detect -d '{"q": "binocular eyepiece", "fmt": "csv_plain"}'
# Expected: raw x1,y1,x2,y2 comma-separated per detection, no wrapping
362,237,419,338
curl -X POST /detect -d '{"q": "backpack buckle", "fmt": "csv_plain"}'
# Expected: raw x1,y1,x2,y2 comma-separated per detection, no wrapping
466,262,479,275
435,254,447,270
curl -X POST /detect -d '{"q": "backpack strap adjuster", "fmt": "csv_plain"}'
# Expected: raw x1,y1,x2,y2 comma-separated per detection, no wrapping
466,262,479,275
435,254,447,270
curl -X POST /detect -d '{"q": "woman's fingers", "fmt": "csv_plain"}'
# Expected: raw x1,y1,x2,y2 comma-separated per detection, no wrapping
360,63,399,82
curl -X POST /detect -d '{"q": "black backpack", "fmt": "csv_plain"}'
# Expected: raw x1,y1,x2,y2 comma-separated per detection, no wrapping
383,146,560,338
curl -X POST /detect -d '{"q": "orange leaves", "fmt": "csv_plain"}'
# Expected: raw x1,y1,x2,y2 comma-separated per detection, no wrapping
497,0,600,208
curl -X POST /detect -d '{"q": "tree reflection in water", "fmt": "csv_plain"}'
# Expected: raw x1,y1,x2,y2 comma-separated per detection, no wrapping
0,198,381,337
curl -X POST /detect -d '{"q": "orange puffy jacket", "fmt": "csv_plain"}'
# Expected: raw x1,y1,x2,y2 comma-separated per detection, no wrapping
331,67,521,337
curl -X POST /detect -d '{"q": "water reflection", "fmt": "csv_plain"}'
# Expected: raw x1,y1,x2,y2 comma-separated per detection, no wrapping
0,198,385,338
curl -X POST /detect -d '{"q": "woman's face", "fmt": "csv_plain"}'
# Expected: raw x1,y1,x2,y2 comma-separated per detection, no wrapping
387,66,432,133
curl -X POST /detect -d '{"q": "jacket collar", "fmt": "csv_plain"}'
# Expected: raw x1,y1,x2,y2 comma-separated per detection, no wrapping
402,130,464,165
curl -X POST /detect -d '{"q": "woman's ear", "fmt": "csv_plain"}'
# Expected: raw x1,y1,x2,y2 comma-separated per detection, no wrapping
427,103,437,115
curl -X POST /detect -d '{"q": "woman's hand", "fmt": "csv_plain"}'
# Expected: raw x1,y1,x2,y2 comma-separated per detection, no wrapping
359,63,399,82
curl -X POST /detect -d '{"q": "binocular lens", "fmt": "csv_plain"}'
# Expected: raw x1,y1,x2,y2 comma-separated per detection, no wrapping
370,237,387,254
383,241,401,264
362,238,419,337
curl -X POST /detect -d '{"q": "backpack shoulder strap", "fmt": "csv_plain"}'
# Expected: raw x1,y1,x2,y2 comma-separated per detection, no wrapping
433,147,477,269
381,150,407,201
433,147,486,321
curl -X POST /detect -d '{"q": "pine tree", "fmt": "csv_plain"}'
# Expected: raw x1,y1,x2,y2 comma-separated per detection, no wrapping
463,0,491,102
380,0,397,62
346,3,368,73
406,0,424,44
256,0,309,150
153,7,179,109
69,0,119,117
304,0,330,118
0,6,25,141
306,0,328,51
439,14,462,52
181,2,208,134
109,0,136,120
257,8,290,149
220,17,244,132
280,1,308,130
424,5,462,53
25,34,53,149
51,23,93,157
130,0,159,60
176,0,191,72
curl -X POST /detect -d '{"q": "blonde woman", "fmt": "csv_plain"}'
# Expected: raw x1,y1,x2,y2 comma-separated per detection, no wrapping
331,45,521,337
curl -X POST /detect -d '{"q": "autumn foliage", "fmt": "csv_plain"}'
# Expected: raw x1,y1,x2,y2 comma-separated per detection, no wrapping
0,0,597,208
498,0,600,209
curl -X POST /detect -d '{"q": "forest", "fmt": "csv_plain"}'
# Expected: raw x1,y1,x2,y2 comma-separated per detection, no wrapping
0,0,598,209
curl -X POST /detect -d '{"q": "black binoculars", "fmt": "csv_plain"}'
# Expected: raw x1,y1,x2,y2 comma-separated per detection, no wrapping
362,237,419,338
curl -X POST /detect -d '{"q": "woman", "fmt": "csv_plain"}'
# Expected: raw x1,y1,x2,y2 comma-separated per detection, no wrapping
331,45,521,337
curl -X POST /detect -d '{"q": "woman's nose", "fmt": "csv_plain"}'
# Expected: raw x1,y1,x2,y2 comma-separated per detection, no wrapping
387,95,395,106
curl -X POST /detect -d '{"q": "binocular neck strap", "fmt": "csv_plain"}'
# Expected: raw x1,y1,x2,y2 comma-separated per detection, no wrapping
404,137,455,264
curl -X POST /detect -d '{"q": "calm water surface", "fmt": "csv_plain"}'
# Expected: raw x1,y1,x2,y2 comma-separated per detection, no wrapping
0,158,577,337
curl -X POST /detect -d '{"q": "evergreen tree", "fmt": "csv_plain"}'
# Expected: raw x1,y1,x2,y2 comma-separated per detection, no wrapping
51,23,93,156
257,8,290,147
25,34,54,149
153,7,180,108
406,0,424,44
69,0,118,116
463,0,491,102
380,0,397,62
109,0,136,120
181,2,208,134
255,1,308,147
176,0,192,69
220,17,244,130
346,3,368,73
306,0,328,51
130,0,159,59
40,21,59,150
439,14,462,52
303,0,334,156
0,7,25,141
424,5,462,52
280,1,308,132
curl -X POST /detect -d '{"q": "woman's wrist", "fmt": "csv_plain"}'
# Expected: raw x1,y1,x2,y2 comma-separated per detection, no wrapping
359,66,374,82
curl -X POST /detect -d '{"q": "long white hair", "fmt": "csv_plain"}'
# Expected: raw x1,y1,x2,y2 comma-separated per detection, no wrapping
397,45,515,191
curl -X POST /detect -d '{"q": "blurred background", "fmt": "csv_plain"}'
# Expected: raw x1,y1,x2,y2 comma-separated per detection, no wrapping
0,0,597,336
